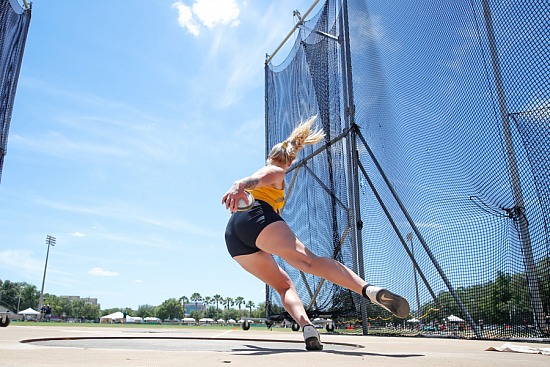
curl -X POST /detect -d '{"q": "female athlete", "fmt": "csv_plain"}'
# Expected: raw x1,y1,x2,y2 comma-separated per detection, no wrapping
222,116,409,350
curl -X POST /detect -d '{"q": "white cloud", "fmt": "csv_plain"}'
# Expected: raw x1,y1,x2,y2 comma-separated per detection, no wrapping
192,0,240,28
88,267,118,277
0,250,42,276
34,197,218,240
172,1,200,36
71,232,86,237
172,0,240,36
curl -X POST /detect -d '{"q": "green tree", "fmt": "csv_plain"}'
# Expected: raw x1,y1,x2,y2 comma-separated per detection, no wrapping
0,281,39,313
58,296,73,320
491,271,512,324
246,300,255,317
254,302,267,318
190,310,202,320
223,297,234,320
73,299,86,321
136,304,156,318
81,303,100,320
331,289,354,315
0,280,26,311
203,296,213,317
156,298,182,321
235,297,245,319
213,294,222,315
190,293,202,312
19,283,40,312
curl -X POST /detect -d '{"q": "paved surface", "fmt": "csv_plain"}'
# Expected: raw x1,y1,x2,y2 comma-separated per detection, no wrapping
1,324,549,366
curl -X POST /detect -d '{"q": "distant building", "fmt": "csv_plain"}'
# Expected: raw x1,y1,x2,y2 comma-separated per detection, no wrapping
60,296,100,309
183,302,205,316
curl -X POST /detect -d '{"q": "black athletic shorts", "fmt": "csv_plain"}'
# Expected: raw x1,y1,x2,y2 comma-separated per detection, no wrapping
225,199,284,257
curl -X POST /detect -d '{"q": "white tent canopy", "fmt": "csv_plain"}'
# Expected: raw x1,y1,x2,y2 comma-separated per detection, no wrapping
407,318,420,323
125,316,142,323
18,307,40,315
447,314,464,322
143,317,161,324
101,311,124,319
100,311,124,323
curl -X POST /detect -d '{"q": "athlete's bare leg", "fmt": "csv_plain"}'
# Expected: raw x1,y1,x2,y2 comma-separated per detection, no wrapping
256,221,367,294
256,220,410,318
233,250,313,327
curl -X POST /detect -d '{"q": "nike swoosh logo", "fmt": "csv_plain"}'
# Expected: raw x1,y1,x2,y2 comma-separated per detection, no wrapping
380,293,395,302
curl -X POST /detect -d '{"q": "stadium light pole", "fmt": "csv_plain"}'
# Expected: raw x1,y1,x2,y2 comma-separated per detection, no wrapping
17,285,22,314
38,235,56,319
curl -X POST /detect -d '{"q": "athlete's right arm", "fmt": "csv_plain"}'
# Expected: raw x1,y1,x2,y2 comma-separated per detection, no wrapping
246,165,285,189
221,166,284,212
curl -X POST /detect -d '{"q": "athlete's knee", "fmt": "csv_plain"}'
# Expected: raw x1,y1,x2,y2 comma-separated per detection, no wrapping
272,280,296,297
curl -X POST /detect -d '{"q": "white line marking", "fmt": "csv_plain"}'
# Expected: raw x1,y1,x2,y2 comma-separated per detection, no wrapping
212,330,234,338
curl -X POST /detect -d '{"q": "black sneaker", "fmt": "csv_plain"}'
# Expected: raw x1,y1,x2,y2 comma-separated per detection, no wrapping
363,285,410,318
302,325,323,351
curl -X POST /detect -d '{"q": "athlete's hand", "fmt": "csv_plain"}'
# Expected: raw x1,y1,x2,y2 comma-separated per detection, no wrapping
222,183,246,213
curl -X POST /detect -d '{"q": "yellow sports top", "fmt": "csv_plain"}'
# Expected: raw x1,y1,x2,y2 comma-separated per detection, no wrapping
248,186,285,213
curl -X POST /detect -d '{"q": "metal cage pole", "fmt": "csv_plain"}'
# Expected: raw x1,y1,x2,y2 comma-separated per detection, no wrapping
265,0,321,65
480,0,546,335
339,0,369,335
0,0,32,184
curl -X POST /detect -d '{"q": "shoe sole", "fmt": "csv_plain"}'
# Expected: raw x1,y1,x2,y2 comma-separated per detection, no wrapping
376,289,410,318
305,336,324,351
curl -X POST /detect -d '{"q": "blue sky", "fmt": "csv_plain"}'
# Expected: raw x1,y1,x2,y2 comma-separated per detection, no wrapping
0,0,322,310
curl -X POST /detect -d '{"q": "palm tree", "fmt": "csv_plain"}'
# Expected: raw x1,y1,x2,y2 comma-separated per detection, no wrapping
246,300,255,317
223,297,234,321
190,293,202,313
213,294,222,317
203,296,212,317
235,297,245,320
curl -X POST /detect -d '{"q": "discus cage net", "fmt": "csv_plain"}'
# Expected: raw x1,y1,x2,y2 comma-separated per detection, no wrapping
0,0,31,184
264,0,549,340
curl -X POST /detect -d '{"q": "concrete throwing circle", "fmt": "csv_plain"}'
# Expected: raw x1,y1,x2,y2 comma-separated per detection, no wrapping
22,336,363,353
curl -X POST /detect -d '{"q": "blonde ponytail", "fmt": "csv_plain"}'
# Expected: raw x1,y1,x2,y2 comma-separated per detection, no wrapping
268,115,325,164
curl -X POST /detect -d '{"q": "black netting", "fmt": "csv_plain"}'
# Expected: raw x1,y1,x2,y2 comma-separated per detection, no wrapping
265,0,549,340
0,0,31,183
